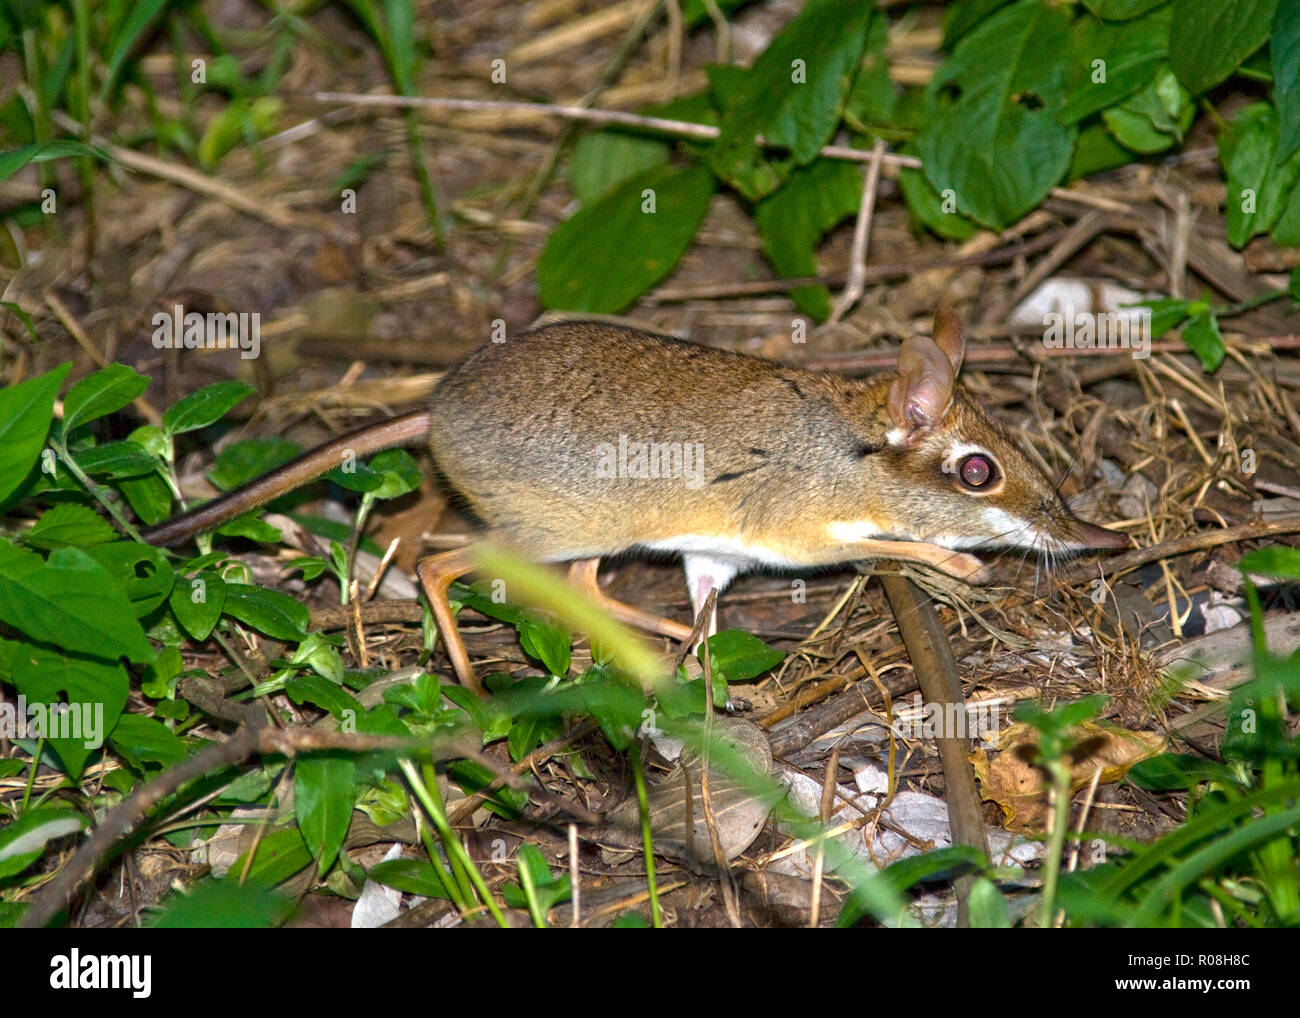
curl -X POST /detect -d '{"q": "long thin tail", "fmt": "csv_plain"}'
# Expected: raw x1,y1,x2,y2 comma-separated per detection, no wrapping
144,409,432,546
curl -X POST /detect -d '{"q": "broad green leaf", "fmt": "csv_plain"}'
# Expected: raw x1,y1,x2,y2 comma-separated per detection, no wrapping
967,876,1012,928
843,12,897,128
754,157,863,320
21,504,117,550
109,713,190,771
231,826,313,889
1127,296,1202,338
367,448,421,499
702,629,784,682
518,617,571,677
99,0,173,102
222,582,309,641
1059,4,1171,124
708,0,875,200
0,541,153,662
295,753,356,875
366,858,450,898
286,672,362,720
1276,1,1300,163
73,439,158,479
1218,102,1300,247
208,437,300,490
0,363,69,505
919,0,1076,228
215,515,282,543
899,143,979,240
569,131,670,204
0,140,108,183
1128,752,1243,790
84,541,175,617
1081,0,1169,18
7,638,131,778
1101,64,1193,155
150,876,293,927
61,364,150,433
1237,545,1300,581
1180,311,1225,373
118,470,172,525
538,163,716,313
1169,0,1278,95
943,0,1017,46
162,380,254,437
0,809,87,880
170,569,226,641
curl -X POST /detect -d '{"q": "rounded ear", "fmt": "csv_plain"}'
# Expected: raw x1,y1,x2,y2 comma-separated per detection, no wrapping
888,335,955,439
931,304,966,374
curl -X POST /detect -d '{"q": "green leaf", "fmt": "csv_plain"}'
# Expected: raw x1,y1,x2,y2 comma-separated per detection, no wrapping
1068,121,1139,180
62,363,150,433
919,0,1077,228
1101,64,1193,154
898,143,979,240
222,583,309,642
0,809,87,881
118,470,172,525
99,0,173,102
295,753,356,876
1059,4,1171,124
538,163,716,313
366,858,450,898
569,131,670,204
7,638,130,778
230,826,313,889
73,440,159,479
286,672,362,720
1128,752,1242,790
754,157,864,320
0,541,153,663
518,618,571,677
1180,311,1226,373
367,448,421,499
1081,0,1170,18
1275,1,1300,164
708,0,876,200
215,515,283,543
0,140,109,183
702,630,784,682
1169,0,1279,95
0,363,69,505
21,504,118,550
170,571,226,641
150,876,293,927
1218,102,1300,247
1289,265,1300,301
967,875,1012,928
1127,296,1200,338
208,437,301,490
109,713,190,771
1237,545,1300,581
161,380,254,437
83,542,175,617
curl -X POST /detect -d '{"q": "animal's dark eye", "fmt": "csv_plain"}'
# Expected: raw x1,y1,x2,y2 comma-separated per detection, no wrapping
959,454,994,489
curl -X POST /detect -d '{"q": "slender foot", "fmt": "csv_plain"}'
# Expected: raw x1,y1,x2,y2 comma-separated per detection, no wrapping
415,546,482,695
567,558,695,643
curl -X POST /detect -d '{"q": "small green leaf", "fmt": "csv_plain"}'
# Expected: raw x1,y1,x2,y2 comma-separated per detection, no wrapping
0,541,153,662
1275,1,1300,163
1180,311,1226,373
295,753,356,875
222,583,309,641
109,713,190,771
367,448,422,499
702,630,784,682
21,504,118,549
0,363,69,505
61,364,150,433
1237,546,1300,581
519,618,571,677
169,571,226,641
208,437,301,490
0,140,108,183
73,440,159,479
1169,0,1279,96
150,876,293,927
0,809,87,880
215,515,282,543
538,163,716,313
569,131,670,204
83,541,175,617
286,672,362,720
162,380,254,437
366,859,450,898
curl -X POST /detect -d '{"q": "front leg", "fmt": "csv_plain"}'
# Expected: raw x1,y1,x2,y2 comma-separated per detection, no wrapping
834,539,991,583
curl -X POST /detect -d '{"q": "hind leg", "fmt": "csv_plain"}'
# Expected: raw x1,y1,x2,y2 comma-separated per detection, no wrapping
415,546,482,695
566,558,695,643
